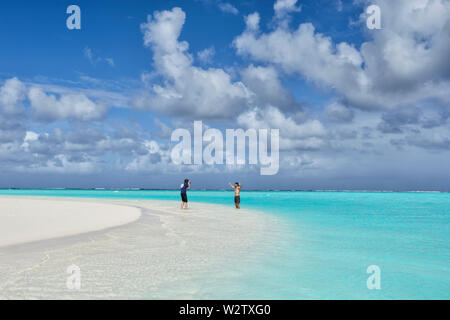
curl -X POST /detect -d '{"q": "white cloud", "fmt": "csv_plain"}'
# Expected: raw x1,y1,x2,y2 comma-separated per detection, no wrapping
245,12,260,31
84,46,115,67
83,47,96,64
197,0,239,15
154,118,173,138
234,22,367,104
1,0,449,187
21,131,39,151
218,2,239,15
197,46,215,64
325,102,354,123
0,77,116,122
136,7,250,119
335,0,343,12
16,154,99,174
105,58,115,67
274,0,301,18
237,106,326,151
234,0,450,112
28,87,108,121
241,65,304,113
0,77,26,115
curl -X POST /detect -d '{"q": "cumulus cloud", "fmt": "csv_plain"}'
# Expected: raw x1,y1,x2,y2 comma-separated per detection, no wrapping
237,106,326,151
405,134,450,150
153,118,173,138
234,22,367,105
230,0,450,180
234,0,450,112
1,0,449,188
390,125,450,151
125,140,163,171
28,87,108,121
274,0,301,18
0,77,26,115
21,131,39,151
0,120,26,143
245,12,260,32
326,102,354,123
0,77,112,122
360,0,450,85
136,7,250,119
241,65,305,116
0,127,101,175
377,107,421,134
197,46,215,64
377,103,449,134
6,123,168,175
15,153,99,174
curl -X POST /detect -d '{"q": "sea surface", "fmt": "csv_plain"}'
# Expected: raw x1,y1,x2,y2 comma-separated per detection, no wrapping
0,189,449,299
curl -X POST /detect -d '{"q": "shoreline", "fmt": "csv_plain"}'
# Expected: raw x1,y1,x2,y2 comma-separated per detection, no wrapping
0,195,284,299
0,188,448,193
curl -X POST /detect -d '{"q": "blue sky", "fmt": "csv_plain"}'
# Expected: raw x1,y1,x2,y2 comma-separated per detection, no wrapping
0,0,362,85
0,0,449,190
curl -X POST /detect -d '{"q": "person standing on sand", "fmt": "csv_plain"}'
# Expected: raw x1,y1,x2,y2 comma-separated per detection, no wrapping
180,179,191,209
229,182,242,209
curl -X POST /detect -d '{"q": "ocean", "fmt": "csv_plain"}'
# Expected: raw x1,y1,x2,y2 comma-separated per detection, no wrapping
0,189,448,299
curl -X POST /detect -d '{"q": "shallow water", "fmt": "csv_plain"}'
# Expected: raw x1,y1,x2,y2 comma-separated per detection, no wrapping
0,189,448,299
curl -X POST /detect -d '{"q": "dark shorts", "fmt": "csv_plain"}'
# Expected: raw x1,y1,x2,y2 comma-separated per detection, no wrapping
181,193,188,202
234,196,240,204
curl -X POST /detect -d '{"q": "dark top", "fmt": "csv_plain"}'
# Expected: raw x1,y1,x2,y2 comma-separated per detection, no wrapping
180,182,189,194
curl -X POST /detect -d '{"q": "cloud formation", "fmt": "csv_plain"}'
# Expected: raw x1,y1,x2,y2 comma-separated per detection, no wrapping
28,87,107,121
234,0,450,112
84,47,115,67
136,7,250,119
0,77,26,115
274,0,301,18
218,2,239,15
1,0,449,189
0,78,110,122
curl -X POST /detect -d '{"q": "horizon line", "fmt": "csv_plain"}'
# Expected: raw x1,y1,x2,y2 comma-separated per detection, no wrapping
0,188,448,193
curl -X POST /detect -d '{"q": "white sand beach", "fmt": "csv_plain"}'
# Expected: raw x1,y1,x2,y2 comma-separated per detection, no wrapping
0,197,141,247
0,196,284,299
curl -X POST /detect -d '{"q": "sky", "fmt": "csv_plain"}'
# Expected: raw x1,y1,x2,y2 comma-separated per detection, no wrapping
0,0,449,190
